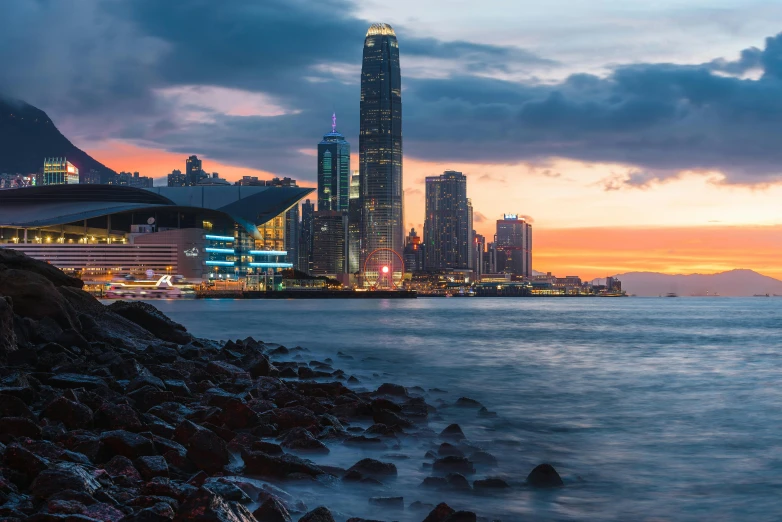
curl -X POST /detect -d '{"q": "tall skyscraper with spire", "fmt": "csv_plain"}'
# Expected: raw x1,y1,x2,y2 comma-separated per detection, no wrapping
359,22,403,274
317,113,350,212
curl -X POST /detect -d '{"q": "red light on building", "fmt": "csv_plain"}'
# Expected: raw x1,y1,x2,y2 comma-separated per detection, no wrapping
381,266,389,274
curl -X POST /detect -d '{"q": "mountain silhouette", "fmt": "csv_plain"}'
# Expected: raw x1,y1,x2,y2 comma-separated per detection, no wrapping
0,96,115,178
614,269,782,297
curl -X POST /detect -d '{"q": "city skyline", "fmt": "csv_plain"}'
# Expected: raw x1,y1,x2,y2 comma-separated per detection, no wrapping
2,1,782,279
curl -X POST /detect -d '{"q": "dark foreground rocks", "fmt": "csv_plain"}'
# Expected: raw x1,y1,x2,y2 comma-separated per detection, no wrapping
0,249,559,522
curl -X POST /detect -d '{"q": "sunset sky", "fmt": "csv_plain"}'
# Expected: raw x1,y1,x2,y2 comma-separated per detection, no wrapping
2,0,781,280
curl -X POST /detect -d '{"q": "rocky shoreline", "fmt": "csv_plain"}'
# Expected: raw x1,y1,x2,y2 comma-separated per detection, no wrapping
0,248,563,522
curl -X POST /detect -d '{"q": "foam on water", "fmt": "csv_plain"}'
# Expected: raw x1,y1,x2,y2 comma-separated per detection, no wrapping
152,297,782,521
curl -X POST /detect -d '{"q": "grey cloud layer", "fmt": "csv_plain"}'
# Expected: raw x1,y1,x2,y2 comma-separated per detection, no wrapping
0,0,780,185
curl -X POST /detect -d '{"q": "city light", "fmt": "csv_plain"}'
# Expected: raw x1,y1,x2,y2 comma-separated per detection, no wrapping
382,265,389,274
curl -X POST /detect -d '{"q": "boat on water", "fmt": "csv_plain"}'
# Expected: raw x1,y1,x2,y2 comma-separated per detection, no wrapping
665,292,678,298
104,275,196,299
753,293,770,297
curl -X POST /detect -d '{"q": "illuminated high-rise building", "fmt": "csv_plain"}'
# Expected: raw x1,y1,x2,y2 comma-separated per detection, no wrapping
359,23,403,275
348,170,361,274
495,214,532,277
424,171,469,269
42,158,79,185
318,114,350,212
185,155,203,186
298,199,315,274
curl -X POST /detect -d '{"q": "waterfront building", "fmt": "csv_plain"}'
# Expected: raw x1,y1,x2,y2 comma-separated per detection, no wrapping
424,171,470,270
80,169,102,185
298,199,315,274
42,158,79,185
167,169,187,187
0,184,312,281
348,170,361,275
185,155,204,186
311,210,348,278
318,114,350,212
359,23,403,275
403,227,424,272
467,199,475,270
474,233,485,280
116,171,154,188
285,203,299,273
495,214,532,277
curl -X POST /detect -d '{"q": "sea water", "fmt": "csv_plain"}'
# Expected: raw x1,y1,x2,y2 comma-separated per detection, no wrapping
152,297,782,521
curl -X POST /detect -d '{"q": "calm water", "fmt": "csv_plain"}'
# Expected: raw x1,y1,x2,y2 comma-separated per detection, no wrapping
152,297,782,521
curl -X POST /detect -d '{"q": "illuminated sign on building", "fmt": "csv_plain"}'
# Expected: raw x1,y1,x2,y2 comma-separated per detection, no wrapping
184,247,199,257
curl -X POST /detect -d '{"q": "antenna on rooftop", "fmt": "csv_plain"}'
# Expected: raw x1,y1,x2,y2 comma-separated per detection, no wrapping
332,112,337,133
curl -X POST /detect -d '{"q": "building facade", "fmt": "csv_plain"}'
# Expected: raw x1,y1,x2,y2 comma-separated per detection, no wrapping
185,155,203,186
167,169,187,187
42,158,79,185
298,199,315,274
495,214,532,277
403,227,424,272
424,170,470,270
318,114,350,212
359,23,403,273
311,211,348,278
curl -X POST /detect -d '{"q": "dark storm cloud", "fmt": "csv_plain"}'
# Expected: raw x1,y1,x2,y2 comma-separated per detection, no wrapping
0,0,781,186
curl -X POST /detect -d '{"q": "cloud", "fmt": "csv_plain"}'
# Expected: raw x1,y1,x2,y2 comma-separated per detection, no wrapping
0,0,781,187
473,211,488,223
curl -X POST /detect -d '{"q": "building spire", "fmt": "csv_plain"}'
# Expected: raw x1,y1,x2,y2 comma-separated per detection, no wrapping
332,112,337,133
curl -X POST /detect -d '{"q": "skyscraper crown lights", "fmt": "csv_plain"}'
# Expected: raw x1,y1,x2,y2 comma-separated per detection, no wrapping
366,23,396,37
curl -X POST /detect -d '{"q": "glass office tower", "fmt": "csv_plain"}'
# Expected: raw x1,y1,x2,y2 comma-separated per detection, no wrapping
359,23,403,276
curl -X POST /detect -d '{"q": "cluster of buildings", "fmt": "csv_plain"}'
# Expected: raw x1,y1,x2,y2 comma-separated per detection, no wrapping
0,22,618,296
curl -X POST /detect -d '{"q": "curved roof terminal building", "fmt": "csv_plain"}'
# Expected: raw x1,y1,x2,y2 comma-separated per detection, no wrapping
0,184,313,281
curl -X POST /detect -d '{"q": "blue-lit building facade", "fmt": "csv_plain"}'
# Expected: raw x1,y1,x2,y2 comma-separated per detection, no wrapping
317,115,350,212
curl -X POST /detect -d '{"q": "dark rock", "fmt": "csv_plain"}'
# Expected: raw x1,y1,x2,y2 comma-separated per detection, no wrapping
0,269,80,330
443,512,477,522
259,407,318,431
280,428,329,454
103,455,142,483
252,496,291,522
120,502,175,522
368,496,403,508
241,450,324,479
446,473,471,490
401,397,429,419
250,441,284,455
439,424,466,441
141,478,197,503
343,436,385,449
371,409,412,429
345,459,397,480
135,456,169,481
0,248,83,288
221,399,258,430
469,451,497,467
82,502,125,522
163,380,191,398
474,477,510,490
31,464,101,499
0,393,34,420
422,503,455,522
0,295,17,357
298,506,335,522
42,397,94,430
48,374,108,391
454,397,482,408
409,501,435,512
374,383,407,397
202,478,251,503
437,443,464,458
526,463,564,488
3,443,49,487
174,421,230,474
432,456,475,475
100,431,157,460
477,407,497,418
0,416,41,440
107,301,191,345
172,487,255,522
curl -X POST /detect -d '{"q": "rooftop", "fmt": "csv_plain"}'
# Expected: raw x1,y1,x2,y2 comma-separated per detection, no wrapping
366,23,396,37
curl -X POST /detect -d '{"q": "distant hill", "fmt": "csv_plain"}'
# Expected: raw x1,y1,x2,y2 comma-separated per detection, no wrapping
613,269,782,297
0,96,115,178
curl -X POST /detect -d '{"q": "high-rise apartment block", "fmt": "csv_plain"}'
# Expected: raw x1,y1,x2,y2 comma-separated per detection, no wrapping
311,211,348,278
185,155,203,186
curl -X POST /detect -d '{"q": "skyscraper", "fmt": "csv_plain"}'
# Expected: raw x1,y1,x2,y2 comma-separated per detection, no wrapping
348,170,361,275
185,155,203,186
359,23,403,275
42,158,79,185
424,171,470,269
298,199,315,274
495,214,533,277
318,114,350,212
311,211,348,278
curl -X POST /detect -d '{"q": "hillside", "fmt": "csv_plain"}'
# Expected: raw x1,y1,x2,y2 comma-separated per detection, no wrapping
614,269,782,297
0,96,115,178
